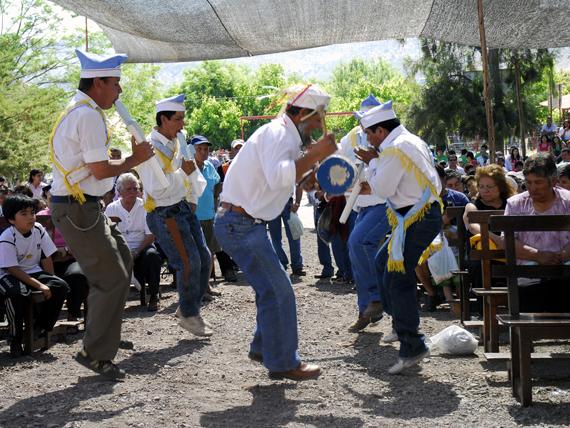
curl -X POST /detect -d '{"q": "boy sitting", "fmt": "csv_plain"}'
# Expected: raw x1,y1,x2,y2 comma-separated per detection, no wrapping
0,195,68,357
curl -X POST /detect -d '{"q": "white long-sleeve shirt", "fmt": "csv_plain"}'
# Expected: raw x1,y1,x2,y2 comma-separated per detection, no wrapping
220,114,301,221
146,129,203,207
367,125,441,209
338,126,385,210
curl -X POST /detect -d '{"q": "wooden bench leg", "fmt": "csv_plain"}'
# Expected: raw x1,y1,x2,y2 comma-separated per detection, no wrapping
517,330,533,406
460,278,470,322
488,296,499,353
510,327,520,399
483,296,492,352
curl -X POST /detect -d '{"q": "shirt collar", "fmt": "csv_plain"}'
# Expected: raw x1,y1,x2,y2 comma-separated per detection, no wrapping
151,128,176,147
281,114,303,148
74,90,101,110
379,125,407,149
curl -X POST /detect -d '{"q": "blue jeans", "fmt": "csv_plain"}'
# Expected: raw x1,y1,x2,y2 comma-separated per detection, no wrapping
348,204,389,313
267,200,303,271
376,203,442,359
147,201,211,318
331,210,356,280
214,209,301,372
313,205,334,276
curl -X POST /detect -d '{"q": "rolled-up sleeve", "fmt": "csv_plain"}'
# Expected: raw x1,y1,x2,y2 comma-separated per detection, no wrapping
78,109,109,164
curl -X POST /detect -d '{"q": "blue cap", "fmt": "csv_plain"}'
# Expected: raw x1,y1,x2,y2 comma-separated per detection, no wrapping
156,94,186,113
188,135,211,146
353,94,381,119
360,100,397,129
76,49,128,78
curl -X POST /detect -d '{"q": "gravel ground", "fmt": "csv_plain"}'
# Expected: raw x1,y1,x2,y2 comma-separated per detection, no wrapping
1,227,570,428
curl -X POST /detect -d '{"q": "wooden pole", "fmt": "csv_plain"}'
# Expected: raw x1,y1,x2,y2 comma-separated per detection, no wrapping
477,0,495,163
559,84,563,124
85,17,89,52
514,55,526,158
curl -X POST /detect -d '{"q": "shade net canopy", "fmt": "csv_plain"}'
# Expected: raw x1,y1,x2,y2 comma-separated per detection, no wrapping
52,0,570,63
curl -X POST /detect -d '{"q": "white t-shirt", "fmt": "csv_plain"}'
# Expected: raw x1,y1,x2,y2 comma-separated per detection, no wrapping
105,198,151,251
51,91,114,197
30,182,47,199
0,223,57,279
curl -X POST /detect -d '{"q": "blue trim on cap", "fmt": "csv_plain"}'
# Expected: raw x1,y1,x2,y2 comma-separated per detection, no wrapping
75,49,127,70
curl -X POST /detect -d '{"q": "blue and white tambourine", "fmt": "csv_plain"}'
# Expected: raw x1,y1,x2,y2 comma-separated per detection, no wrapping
316,154,357,195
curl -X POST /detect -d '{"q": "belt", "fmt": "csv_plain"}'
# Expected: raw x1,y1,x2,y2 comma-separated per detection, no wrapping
51,194,100,203
220,202,254,219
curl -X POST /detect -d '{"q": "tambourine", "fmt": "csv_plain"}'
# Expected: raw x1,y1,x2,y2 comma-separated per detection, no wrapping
315,154,357,195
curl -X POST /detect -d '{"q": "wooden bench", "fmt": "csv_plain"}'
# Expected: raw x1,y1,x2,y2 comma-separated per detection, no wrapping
445,206,474,324
467,210,507,354
491,214,570,406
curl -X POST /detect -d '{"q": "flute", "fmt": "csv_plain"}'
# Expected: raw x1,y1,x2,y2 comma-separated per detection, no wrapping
177,134,207,198
114,100,169,189
339,163,364,224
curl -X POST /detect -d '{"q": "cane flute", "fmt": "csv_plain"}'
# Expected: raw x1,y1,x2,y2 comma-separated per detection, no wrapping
339,163,365,224
177,134,207,198
114,100,169,189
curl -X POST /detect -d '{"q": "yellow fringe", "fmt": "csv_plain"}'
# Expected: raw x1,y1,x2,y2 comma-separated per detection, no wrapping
143,194,157,212
418,241,443,265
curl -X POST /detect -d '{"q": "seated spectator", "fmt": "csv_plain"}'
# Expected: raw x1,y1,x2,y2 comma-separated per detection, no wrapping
558,162,570,191
503,153,570,312
446,154,465,174
505,147,521,171
28,169,47,200
538,135,551,153
445,170,464,193
496,157,508,172
559,119,570,143
540,115,558,138
463,175,478,200
0,186,9,218
37,199,89,322
466,151,478,168
434,147,448,164
476,144,489,166
105,173,162,311
558,147,570,164
0,195,68,357
459,148,469,166
552,136,564,158
463,163,515,238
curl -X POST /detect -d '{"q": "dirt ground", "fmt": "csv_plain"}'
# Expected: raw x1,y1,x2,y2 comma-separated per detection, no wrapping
1,227,570,428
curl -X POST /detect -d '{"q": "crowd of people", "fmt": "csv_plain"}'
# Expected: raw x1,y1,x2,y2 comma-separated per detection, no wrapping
1,49,569,383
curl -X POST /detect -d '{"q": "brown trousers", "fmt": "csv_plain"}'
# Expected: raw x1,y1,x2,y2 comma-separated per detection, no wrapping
51,200,132,361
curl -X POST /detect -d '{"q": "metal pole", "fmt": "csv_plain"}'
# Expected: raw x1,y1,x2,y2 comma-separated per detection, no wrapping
514,55,526,158
477,0,496,163
85,17,89,52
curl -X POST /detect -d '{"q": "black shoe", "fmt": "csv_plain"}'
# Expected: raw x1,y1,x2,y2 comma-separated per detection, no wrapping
314,273,333,279
119,340,134,350
423,295,438,312
292,269,307,276
224,270,238,282
74,350,126,381
9,340,23,358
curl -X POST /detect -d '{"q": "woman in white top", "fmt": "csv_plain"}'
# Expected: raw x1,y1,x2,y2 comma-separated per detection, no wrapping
559,120,570,143
27,169,46,200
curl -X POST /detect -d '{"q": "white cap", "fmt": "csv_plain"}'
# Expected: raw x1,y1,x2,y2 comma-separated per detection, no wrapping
231,139,245,149
76,49,128,78
360,100,397,129
156,94,186,113
286,84,331,111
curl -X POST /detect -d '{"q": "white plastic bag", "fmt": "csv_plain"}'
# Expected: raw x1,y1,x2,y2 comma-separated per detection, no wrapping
428,325,478,355
287,212,304,240
427,234,459,285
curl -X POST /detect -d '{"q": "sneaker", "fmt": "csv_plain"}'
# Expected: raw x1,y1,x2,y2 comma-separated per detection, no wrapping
363,301,383,320
387,349,430,375
382,329,399,343
178,315,213,337
292,268,307,277
74,349,126,380
202,293,215,303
